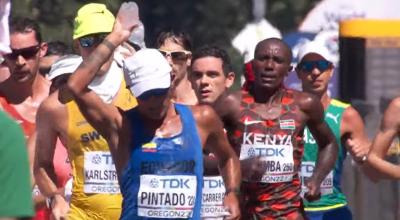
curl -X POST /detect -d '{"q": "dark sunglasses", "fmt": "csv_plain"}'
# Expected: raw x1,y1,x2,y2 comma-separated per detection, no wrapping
137,88,169,101
78,34,107,48
4,45,40,60
298,60,332,72
159,50,191,61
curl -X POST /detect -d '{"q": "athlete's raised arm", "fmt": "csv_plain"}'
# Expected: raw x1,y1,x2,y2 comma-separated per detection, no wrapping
67,2,138,141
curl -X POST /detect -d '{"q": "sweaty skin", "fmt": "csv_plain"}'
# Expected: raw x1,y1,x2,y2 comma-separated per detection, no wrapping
214,38,338,219
66,3,241,220
367,97,400,179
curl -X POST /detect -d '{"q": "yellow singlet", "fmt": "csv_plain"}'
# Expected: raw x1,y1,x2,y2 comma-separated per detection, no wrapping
66,79,136,220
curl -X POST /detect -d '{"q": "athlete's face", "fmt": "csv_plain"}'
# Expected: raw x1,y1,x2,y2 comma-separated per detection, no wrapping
158,38,191,86
137,89,171,120
252,40,292,90
76,33,112,76
5,31,47,83
191,56,234,104
296,53,333,96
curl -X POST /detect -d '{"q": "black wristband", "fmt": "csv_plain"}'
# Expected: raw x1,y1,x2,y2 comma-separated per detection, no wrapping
101,38,116,51
225,187,240,196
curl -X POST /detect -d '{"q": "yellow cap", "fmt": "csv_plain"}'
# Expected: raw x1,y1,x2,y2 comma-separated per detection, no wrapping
73,3,115,40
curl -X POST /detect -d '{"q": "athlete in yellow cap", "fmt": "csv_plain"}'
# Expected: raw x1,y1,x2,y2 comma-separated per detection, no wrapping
34,3,136,220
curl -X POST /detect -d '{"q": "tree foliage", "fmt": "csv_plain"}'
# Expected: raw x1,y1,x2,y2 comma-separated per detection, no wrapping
10,0,320,85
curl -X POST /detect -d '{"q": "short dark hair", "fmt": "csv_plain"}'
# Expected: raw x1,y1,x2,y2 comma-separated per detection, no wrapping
9,17,42,43
46,41,70,56
192,45,233,75
156,30,192,51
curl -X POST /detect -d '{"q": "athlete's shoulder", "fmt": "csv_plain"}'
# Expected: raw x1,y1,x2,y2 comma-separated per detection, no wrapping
382,96,400,121
290,89,320,111
191,104,217,120
342,105,362,124
330,99,350,109
388,97,400,110
38,90,67,118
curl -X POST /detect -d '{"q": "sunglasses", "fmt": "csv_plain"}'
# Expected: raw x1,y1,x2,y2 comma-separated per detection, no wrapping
159,50,191,61
137,88,169,101
298,60,332,72
78,34,107,48
4,45,40,60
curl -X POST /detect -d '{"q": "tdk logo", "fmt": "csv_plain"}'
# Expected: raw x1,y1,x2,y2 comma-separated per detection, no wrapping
161,178,190,189
101,153,114,165
203,178,224,188
91,153,114,165
301,163,315,173
248,147,285,157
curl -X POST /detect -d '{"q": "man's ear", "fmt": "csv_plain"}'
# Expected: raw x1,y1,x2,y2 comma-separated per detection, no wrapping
39,42,48,58
285,65,293,77
186,54,192,66
225,72,235,88
328,64,335,78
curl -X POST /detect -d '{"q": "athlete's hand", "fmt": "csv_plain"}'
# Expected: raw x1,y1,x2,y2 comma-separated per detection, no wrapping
240,157,266,181
304,177,321,202
113,2,139,41
50,194,69,220
223,191,241,220
347,138,369,164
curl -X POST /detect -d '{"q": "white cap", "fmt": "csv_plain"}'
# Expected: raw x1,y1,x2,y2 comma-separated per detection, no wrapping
297,41,331,62
48,55,82,80
123,49,171,97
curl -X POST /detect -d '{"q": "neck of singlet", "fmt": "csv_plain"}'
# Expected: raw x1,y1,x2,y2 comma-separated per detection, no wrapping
251,84,285,104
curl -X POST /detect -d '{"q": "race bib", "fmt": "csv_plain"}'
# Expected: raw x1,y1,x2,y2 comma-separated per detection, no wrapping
138,174,197,218
240,133,295,183
83,151,120,194
300,161,333,196
201,176,229,218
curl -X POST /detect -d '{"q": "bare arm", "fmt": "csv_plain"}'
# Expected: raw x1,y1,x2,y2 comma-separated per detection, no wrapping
367,98,400,179
341,106,379,180
67,2,138,142
341,107,370,160
34,97,69,217
201,107,241,192
303,95,338,185
34,98,61,197
194,105,241,219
